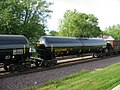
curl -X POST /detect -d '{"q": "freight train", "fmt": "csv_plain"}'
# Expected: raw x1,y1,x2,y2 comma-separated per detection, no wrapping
0,35,118,72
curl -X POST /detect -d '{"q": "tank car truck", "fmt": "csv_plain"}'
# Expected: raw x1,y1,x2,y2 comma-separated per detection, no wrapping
35,36,107,67
0,35,30,72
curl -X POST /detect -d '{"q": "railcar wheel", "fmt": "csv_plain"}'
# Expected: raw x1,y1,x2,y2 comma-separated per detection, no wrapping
9,64,17,72
48,61,54,67
41,61,48,67
35,62,39,67
96,51,104,58
96,53,100,58
100,52,103,57
25,64,31,69
97,53,102,58
92,53,97,58
4,64,8,71
93,53,99,58
35,61,42,67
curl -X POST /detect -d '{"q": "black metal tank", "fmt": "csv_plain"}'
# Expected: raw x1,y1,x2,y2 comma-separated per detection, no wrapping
36,36,107,60
0,35,30,65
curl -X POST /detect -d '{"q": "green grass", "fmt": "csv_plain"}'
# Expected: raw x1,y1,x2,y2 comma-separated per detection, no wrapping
27,62,120,90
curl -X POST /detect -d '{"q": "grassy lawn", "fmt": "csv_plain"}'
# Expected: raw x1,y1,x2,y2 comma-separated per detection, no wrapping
28,62,120,90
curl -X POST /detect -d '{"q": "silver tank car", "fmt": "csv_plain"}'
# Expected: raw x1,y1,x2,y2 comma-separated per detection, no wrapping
36,36,107,62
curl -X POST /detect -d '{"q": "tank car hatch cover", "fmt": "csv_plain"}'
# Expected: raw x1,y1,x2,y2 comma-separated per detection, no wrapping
77,34,89,39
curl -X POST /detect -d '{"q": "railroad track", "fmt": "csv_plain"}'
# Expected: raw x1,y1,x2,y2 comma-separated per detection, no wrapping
0,55,118,79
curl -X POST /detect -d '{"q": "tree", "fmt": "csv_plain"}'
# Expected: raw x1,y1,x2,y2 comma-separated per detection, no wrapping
49,30,58,36
0,0,52,42
58,9,102,37
103,24,120,40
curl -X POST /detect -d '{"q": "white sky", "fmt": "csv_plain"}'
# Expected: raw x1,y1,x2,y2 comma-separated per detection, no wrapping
47,0,120,31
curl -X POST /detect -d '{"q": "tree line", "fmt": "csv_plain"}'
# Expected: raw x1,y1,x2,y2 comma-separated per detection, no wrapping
103,24,120,40
0,1,120,41
0,0,52,42
50,9,120,40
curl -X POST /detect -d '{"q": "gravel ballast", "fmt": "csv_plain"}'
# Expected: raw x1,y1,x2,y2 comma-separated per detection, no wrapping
0,56,120,90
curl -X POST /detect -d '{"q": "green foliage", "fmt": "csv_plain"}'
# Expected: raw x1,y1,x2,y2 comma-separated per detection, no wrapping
49,30,58,36
0,0,52,42
103,24,120,40
58,9,102,37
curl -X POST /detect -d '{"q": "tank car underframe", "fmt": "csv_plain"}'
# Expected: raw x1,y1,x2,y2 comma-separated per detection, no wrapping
0,50,30,72
36,45,107,67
